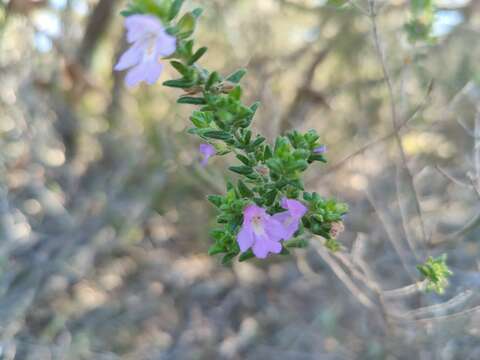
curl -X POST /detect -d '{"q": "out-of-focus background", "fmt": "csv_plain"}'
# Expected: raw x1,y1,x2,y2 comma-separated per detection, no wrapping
1,0,480,358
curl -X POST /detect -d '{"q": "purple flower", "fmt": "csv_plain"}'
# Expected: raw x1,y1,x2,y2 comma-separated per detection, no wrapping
199,143,216,166
237,204,288,259
272,198,308,240
313,145,327,154
114,15,176,88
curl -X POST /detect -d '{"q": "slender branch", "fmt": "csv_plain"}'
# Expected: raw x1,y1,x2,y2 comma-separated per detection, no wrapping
323,79,433,175
367,0,428,250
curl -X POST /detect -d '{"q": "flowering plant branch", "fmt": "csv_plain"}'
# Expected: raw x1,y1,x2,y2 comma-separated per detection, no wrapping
115,0,348,263
114,0,453,296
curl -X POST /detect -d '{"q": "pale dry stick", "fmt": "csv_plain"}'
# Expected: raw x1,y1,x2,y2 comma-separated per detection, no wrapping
350,234,381,285
365,188,418,280
466,172,480,201
383,281,426,299
456,115,477,138
333,251,396,320
314,240,399,333
394,303,480,324
324,79,433,175
430,208,480,246
333,251,380,294
435,165,474,189
474,110,480,191
351,237,427,300
367,0,428,250
401,290,474,320
295,252,323,281
346,0,369,16
313,241,377,309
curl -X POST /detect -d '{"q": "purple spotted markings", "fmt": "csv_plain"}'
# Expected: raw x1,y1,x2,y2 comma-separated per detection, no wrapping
237,199,307,259
199,143,216,166
114,15,176,87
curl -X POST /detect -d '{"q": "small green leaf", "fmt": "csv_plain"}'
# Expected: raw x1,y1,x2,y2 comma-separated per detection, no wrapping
177,13,196,38
208,244,225,256
252,136,266,147
202,130,232,140
264,189,277,206
207,195,223,207
238,180,254,198
226,69,247,83
249,101,260,116
168,0,185,20
177,96,207,105
222,252,237,265
284,238,308,248
192,7,203,18
170,61,190,76
206,71,221,90
229,86,242,100
163,79,195,88
188,47,208,65
229,166,253,175
326,0,348,7
239,250,255,262
236,154,251,166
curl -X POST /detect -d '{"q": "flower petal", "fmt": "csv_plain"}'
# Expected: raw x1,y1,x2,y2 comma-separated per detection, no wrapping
267,240,282,254
199,143,215,166
265,217,289,241
237,226,254,252
283,219,301,240
252,235,269,259
114,44,142,71
156,31,177,57
125,15,163,43
242,204,265,223
144,61,164,85
280,198,307,218
124,63,148,88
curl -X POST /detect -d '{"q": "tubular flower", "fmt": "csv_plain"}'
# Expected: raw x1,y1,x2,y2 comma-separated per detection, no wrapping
199,143,216,166
272,197,308,240
237,204,288,259
115,15,176,87
313,145,327,154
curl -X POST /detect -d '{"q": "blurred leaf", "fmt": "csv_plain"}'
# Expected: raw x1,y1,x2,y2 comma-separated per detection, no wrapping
177,12,196,38
239,250,255,262
326,0,348,7
226,69,247,83
177,96,206,105
188,47,208,65
168,0,184,20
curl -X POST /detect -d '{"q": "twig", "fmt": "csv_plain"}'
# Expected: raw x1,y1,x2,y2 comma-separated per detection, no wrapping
435,165,473,189
401,290,473,320
313,242,376,309
367,0,428,251
324,79,433,175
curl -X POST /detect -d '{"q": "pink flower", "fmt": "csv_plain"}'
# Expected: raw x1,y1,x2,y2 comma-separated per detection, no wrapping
237,204,288,259
199,143,216,166
272,197,308,240
114,15,176,88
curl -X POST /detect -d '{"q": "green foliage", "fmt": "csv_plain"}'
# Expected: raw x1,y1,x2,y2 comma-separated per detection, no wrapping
417,254,453,294
404,0,436,43
326,0,348,8
121,0,174,20
120,0,349,262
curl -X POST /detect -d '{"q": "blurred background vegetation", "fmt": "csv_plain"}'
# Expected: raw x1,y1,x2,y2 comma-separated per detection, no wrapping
1,0,480,359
